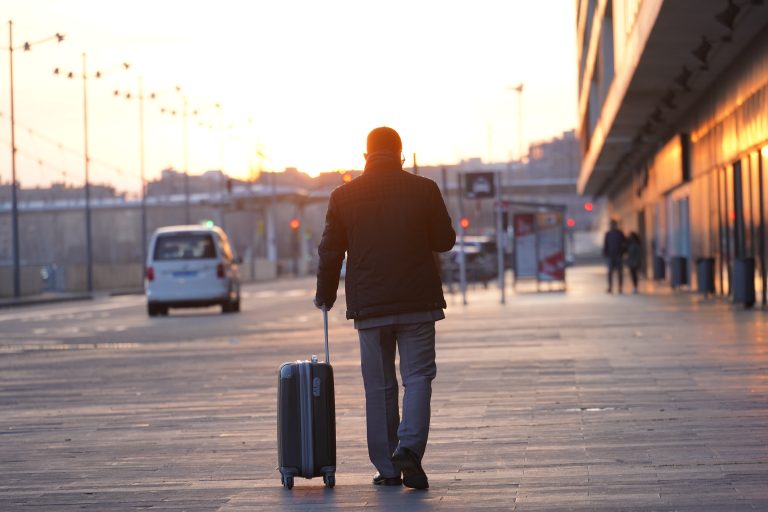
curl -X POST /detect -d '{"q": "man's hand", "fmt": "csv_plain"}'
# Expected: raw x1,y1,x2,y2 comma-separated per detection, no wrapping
313,296,329,310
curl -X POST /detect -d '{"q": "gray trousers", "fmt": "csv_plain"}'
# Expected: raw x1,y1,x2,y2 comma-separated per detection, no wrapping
357,321,437,478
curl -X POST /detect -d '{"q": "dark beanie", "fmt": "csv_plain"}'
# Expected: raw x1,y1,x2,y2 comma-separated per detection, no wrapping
366,126,402,154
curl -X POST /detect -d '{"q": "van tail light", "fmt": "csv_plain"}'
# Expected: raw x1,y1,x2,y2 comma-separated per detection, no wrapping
216,263,225,279
146,266,155,281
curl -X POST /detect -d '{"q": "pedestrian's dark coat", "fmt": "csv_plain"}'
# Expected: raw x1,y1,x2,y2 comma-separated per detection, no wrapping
625,236,642,269
603,228,626,259
315,152,456,320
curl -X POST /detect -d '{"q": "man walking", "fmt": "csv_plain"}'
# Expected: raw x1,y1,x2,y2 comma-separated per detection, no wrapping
603,219,626,293
314,127,456,490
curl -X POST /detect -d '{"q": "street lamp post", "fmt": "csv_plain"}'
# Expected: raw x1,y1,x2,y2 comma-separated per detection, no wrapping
117,77,149,270
158,88,194,223
116,79,187,271
81,53,93,293
182,94,190,223
508,82,525,161
139,77,147,270
54,57,129,293
8,21,20,298
4,20,64,297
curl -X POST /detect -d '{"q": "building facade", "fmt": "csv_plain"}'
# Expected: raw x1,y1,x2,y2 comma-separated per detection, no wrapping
577,0,768,305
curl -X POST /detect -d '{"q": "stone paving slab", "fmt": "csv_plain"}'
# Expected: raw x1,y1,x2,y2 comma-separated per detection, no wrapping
1,266,767,510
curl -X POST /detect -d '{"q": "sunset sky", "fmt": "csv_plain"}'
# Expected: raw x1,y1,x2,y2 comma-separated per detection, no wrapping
0,0,577,194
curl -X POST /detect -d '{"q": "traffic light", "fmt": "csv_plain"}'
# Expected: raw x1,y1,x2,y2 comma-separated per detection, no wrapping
290,218,301,230
583,202,594,212
460,217,470,229
567,218,576,228
342,172,353,183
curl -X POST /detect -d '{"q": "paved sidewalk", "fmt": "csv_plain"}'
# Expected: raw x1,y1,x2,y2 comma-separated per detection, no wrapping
1,266,767,511
0,291,93,309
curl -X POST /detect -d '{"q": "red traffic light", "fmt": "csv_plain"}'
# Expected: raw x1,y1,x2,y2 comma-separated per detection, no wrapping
567,218,576,228
583,202,594,212
289,218,300,230
459,217,470,229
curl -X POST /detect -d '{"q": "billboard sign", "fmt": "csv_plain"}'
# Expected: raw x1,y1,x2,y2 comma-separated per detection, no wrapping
513,213,537,279
464,172,495,199
536,211,565,281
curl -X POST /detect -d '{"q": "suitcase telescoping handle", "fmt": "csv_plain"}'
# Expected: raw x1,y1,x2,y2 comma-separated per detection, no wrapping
322,304,330,364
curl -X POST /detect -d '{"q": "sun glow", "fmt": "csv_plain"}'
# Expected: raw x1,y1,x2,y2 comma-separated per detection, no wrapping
1,0,577,189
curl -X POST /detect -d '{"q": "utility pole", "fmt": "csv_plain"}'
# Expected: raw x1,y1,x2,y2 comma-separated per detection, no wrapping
495,171,506,304
55,55,125,294
82,52,93,293
457,172,467,306
5,21,64,296
217,103,224,174
8,21,20,297
266,171,277,264
511,83,524,160
182,94,190,224
138,76,147,270
440,166,448,202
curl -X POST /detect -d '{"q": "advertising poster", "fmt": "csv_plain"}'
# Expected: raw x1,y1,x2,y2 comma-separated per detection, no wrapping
536,212,565,281
464,172,495,199
513,213,537,278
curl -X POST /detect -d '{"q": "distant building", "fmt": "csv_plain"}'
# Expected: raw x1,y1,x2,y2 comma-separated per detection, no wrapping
414,130,602,234
576,0,768,305
0,182,122,202
526,130,580,181
146,168,231,197
145,167,356,197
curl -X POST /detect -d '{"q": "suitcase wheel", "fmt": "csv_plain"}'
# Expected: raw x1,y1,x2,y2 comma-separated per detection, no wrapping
281,474,294,490
323,472,335,488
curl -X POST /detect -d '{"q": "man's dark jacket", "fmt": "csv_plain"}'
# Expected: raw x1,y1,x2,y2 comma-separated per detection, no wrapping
603,228,626,259
315,153,456,320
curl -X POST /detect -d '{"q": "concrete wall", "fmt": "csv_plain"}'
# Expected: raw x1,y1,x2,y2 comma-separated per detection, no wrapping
63,264,145,292
0,267,44,296
240,258,278,282
0,257,281,297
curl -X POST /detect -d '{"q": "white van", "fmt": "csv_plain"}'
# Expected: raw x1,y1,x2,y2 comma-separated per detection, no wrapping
145,225,241,316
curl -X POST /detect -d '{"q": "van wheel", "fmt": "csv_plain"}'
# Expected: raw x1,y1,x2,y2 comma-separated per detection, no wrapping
233,298,241,313
147,303,158,317
221,301,234,314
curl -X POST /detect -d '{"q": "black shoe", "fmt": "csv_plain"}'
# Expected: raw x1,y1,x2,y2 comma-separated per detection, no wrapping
391,447,429,489
372,472,402,486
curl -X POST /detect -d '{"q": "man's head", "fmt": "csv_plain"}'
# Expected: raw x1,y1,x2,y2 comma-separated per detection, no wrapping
610,219,619,230
366,126,402,156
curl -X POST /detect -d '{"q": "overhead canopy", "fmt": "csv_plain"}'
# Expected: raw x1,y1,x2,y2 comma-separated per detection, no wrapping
579,1,768,196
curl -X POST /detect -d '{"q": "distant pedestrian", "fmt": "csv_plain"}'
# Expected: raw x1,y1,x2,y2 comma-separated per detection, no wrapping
625,232,642,294
603,219,626,293
314,126,456,489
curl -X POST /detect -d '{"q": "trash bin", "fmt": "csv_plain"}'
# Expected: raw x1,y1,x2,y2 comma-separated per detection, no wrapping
671,256,687,289
696,257,715,295
733,257,756,308
653,255,666,280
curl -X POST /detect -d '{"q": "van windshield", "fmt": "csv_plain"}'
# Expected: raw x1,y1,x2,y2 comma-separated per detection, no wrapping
153,233,217,260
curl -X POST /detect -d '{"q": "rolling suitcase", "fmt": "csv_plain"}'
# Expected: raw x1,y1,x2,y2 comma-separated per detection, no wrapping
277,305,336,489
